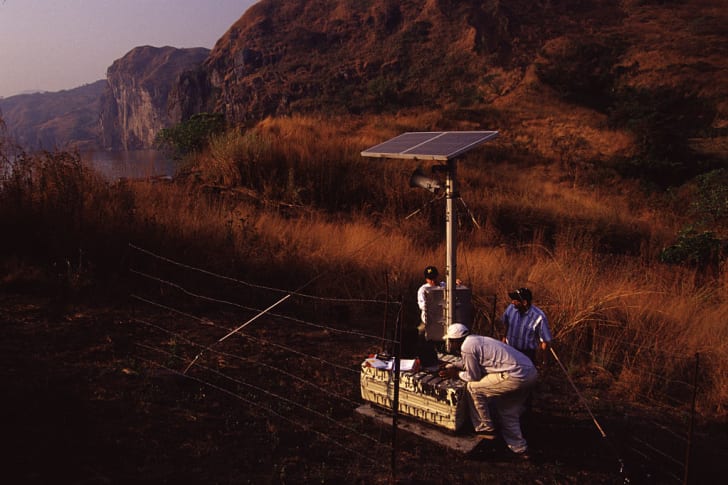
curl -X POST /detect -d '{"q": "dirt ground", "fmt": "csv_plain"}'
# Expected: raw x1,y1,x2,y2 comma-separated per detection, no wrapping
1,291,725,484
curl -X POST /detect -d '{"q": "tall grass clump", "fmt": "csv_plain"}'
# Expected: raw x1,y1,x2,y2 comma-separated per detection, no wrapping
192,114,449,220
199,129,275,187
1,151,100,265
0,150,143,296
0,149,256,289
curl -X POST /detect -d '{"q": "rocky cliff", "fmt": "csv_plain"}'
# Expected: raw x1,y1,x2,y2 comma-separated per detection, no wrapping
100,46,210,150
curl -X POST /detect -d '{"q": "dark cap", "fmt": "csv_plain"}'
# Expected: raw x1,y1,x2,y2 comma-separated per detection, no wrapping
508,287,532,302
424,266,439,279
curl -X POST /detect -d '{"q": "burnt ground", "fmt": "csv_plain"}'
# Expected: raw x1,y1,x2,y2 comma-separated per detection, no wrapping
2,291,726,484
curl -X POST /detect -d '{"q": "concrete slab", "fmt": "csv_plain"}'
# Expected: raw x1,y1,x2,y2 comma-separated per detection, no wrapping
355,404,481,454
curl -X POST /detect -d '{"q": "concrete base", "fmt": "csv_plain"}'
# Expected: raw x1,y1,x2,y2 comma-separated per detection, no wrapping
355,404,481,454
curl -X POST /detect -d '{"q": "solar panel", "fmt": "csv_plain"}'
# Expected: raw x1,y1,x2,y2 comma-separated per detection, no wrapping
361,131,499,161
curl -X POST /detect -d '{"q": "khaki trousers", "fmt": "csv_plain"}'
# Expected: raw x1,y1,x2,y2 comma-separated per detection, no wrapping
466,367,537,453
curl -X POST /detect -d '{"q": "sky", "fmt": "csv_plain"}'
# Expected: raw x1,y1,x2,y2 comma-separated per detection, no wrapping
0,0,258,98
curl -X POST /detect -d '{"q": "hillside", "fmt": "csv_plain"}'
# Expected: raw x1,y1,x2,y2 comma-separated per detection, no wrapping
195,0,726,181
204,0,620,117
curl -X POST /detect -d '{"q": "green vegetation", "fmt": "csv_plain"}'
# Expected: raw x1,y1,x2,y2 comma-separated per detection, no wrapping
660,226,722,267
659,168,728,269
608,87,719,186
692,168,728,231
154,112,225,157
366,76,400,111
536,38,625,112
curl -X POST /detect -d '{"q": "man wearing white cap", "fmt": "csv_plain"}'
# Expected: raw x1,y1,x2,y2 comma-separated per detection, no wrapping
439,323,537,458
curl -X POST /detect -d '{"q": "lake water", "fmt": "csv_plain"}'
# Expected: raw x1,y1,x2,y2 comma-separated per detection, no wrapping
81,149,177,181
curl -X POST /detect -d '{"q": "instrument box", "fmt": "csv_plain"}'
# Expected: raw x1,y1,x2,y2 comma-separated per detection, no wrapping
359,353,468,431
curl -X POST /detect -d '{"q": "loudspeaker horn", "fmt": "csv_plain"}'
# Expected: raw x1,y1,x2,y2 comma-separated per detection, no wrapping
409,167,441,193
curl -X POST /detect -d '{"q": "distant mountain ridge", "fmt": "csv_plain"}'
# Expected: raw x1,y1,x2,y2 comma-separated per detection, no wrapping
0,81,106,151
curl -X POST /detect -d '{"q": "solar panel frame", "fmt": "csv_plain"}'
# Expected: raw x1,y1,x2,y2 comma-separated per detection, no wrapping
361,130,499,161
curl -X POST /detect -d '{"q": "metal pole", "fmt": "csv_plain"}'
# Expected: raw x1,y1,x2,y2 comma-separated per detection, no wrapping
491,293,497,337
683,352,699,485
549,346,632,479
382,271,390,350
391,308,402,483
445,158,457,336
549,346,607,438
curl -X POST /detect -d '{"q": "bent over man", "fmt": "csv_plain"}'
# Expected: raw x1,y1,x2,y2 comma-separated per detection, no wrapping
439,324,537,458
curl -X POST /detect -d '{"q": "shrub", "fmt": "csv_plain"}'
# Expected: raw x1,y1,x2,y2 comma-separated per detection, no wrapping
691,169,728,233
608,87,717,186
366,76,399,111
659,226,723,267
536,38,624,112
155,113,225,157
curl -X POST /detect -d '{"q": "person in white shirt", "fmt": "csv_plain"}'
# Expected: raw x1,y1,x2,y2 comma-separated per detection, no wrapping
417,265,442,323
439,323,537,458
415,265,443,368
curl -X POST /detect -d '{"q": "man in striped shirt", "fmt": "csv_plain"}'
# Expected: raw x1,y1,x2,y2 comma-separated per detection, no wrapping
501,287,552,363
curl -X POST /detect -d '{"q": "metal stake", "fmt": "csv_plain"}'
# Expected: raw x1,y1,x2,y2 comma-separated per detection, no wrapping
183,293,292,374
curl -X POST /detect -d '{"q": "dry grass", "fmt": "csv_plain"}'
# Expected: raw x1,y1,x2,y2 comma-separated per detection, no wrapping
1,114,726,418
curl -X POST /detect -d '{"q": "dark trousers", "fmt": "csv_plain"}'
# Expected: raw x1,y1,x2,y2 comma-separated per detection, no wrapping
519,348,536,363
416,322,440,368
516,347,537,414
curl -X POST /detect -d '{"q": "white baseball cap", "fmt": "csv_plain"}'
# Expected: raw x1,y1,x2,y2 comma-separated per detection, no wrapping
446,323,470,339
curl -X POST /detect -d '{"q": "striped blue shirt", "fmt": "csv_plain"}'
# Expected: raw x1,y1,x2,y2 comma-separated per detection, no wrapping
502,304,552,351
